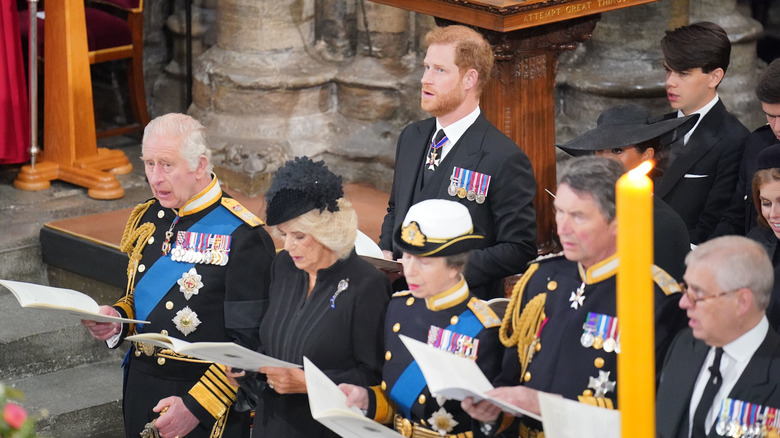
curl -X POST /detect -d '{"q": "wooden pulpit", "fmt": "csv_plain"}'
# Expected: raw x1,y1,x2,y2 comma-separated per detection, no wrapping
14,0,132,200
370,0,658,251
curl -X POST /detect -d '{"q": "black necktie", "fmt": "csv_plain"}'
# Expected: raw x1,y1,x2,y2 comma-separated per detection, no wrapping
692,347,724,438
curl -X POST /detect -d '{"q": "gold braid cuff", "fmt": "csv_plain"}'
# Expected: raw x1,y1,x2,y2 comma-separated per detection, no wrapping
370,385,395,424
188,364,237,420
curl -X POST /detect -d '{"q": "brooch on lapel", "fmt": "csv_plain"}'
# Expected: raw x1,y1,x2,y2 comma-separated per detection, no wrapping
330,279,349,309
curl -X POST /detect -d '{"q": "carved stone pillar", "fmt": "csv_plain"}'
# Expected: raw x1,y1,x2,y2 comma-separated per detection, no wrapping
556,0,763,147
555,0,683,144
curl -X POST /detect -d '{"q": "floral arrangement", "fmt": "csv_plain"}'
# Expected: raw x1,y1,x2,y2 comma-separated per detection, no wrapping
0,383,36,438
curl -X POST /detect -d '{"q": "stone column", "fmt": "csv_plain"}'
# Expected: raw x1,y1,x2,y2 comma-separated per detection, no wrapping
152,0,216,116
691,0,764,129
555,0,763,144
555,0,682,144
190,0,339,194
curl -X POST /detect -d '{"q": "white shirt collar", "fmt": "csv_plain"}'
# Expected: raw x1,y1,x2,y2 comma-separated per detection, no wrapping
678,94,719,145
433,107,481,161
722,315,768,365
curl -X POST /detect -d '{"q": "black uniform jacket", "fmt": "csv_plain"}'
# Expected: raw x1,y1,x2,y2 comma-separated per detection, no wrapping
656,100,749,244
113,179,275,436
367,278,504,436
656,327,780,438
495,254,686,410
379,112,538,299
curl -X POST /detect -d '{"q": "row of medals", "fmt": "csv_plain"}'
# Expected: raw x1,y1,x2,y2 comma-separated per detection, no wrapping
715,398,780,438
581,329,621,354
171,245,229,265
447,181,486,204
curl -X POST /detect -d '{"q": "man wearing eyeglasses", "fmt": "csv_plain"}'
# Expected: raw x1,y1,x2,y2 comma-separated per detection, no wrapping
657,235,780,438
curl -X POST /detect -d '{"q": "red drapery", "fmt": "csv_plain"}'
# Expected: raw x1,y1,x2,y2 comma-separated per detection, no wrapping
1,0,30,165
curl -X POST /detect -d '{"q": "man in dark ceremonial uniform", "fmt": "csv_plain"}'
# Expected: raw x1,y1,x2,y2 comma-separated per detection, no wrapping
461,157,687,437
82,113,275,438
379,24,537,300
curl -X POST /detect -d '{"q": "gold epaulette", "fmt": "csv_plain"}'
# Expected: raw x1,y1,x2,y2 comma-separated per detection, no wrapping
392,290,413,298
577,394,615,410
468,297,502,328
529,251,565,265
652,265,683,296
221,198,264,227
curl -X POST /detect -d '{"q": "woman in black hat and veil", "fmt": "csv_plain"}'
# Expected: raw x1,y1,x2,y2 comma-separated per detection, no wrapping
227,156,390,437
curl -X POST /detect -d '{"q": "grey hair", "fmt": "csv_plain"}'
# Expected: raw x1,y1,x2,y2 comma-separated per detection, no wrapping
272,198,357,259
444,253,469,272
685,236,774,310
142,113,213,174
557,156,625,222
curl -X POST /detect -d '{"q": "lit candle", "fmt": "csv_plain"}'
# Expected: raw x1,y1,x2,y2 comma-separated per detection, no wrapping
616,160,654,438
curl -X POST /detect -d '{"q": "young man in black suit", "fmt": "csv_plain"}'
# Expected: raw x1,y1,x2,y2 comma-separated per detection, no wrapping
656,22,750,244
713,58,780,236
379,25,537,300
657,236,780,438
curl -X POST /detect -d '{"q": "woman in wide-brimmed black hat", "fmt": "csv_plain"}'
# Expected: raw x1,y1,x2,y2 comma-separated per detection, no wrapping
226,156,390,438
557,103,698,180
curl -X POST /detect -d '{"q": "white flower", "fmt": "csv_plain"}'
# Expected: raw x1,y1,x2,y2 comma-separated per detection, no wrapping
428,407,458,436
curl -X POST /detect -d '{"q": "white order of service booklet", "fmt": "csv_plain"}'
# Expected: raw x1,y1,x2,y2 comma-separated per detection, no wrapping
537,391,620,438
125,333,298,370
1,279,148,324
399,334,542,422
304,357,404,438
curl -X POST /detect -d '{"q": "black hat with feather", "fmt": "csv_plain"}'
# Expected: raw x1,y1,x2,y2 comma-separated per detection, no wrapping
264,156,343,226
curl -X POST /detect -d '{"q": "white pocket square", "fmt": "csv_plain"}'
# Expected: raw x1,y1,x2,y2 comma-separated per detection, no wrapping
683,174,709,178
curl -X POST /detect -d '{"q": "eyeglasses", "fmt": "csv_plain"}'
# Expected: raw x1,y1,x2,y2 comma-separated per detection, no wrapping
679,281,740,306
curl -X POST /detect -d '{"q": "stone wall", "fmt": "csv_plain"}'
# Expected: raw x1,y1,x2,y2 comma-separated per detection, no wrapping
130,0,768,195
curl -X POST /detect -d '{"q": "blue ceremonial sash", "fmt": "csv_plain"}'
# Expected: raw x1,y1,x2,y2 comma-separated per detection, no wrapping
390,308,483,418
133,206,242,331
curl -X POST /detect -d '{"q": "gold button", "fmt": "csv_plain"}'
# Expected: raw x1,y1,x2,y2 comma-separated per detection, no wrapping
148,236,155,245
134,349,141,357
450,316,459,325
161,330,168,336
594,357,605,368
547,280,558,291
406,297,415,306
157,357,166,366
165,301,174,310
138,264,146,273
393,323,401,332
381,381,387,390
385,351,392,361
524,371,531,382
582,389,593,397
158,210,165,218
534,342,541,352
418,394,426,404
